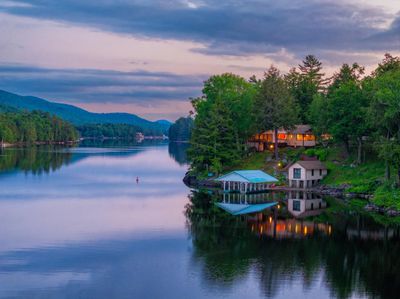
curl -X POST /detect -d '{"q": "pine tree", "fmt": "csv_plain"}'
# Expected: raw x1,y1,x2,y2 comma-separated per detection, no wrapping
255,66,299,160
287,55,328,123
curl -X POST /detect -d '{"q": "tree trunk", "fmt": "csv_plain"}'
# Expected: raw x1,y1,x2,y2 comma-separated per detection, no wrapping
343,139,350,158
235,130,241,153
385,160,391,181
397,166,400,187
385,130,391,181
357,138,362,165
274,128,279,160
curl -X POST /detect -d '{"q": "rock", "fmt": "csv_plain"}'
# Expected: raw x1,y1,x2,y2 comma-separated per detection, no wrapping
386,209,400,217
182,172,220,189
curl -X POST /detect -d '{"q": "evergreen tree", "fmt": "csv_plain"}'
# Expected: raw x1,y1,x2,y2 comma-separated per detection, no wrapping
286,55,327,123
168,117,194,141
255,66,299,160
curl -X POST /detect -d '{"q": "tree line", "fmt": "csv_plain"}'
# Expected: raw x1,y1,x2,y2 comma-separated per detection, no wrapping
189,53,400,183
0,110,78,144
77,123,141,139
168,116,194,142
0,110,163,144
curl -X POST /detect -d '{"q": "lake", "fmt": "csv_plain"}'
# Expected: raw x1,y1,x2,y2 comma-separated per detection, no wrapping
0,142,399,299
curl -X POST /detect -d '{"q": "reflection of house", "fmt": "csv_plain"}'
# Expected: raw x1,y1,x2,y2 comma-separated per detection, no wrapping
287,191,327,218
248,218,332,239
248,125,316,152
288,160,327,188
215,170,278,194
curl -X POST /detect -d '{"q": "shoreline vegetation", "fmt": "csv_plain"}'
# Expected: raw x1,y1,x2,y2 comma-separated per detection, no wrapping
0,109,169,148
186,54,400,215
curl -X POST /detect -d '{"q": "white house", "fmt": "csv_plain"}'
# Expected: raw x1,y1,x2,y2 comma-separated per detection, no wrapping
288,160,327,189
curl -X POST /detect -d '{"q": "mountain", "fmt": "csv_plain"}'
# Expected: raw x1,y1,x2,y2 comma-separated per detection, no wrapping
0,90,170,134
155,119,172,126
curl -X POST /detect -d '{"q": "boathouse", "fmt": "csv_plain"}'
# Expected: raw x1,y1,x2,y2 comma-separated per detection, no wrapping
215,170,278,193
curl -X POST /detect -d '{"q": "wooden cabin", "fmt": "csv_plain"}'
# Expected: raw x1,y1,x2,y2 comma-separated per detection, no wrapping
248,125,317,151
287,160,327,189
286,125,316,147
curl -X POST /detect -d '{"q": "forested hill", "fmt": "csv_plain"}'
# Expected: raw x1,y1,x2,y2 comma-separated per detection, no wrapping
0,90,170,134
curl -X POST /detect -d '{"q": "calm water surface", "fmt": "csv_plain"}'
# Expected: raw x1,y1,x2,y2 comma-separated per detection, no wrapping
0,142,399,299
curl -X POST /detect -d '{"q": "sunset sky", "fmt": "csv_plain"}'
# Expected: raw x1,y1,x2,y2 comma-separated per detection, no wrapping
0,0,399,121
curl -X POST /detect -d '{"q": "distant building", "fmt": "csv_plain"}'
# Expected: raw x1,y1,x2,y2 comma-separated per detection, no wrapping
135,132,144,141
248,125,317,152
288,160,327,188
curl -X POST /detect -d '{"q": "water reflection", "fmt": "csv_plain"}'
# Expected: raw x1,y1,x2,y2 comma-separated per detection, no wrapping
287,191,327,218
221,192,282,204
0,146,73,175
168,142,189,166
186,191,400,299
1,144,400,299
0,140,186,176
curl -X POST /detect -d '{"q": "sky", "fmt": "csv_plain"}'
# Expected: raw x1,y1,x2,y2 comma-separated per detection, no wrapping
0,0,399,121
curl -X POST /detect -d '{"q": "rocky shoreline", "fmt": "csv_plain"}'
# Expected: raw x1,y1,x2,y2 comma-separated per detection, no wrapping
183,173,400,217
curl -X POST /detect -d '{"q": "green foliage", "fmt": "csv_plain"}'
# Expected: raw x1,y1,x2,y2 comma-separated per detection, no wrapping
304,148,328,161
168,116,194,141
255,66,299,131
323,159,384,191
367,62,400,181
77,123,142,139
255,66,299,159
0,111,78,144
285,55,327,122
189,73,257,173
373,183,400,210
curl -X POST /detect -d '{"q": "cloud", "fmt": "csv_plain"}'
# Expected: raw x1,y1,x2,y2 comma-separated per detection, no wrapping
1,0,398,59
0,65,205,105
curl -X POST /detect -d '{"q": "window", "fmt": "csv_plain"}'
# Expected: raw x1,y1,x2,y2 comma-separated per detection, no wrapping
303,134,316,141
293,168,301,179
293,200,301,211
277,133,287,140
320,169,322,176
296,134,303,141
311,169,314,176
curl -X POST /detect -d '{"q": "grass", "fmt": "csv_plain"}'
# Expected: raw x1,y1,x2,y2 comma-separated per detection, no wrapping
373,183,400,210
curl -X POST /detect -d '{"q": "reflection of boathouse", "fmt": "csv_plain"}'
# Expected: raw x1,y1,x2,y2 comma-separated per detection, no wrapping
221,191,282,204
287,191,327,218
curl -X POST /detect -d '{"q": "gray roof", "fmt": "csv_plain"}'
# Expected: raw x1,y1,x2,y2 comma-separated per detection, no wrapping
294,160,327,170
291,125,313,134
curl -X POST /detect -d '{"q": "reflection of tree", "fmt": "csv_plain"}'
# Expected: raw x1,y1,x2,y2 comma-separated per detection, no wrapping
185,191,400,299
0,147,73,175
168,142,189,165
